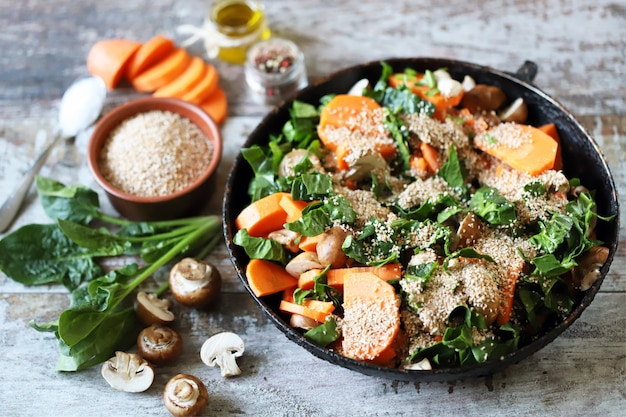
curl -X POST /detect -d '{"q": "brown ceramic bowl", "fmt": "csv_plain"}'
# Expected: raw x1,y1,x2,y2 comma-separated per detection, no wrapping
88,97,222,221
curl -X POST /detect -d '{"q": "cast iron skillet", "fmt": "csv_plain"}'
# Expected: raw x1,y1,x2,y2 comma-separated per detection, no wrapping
223,58,620,382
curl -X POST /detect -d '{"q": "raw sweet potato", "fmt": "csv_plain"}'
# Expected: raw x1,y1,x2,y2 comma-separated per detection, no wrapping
297,264,403,290
199,87,228,125
235,192,290,237
153,56,208,99
126,34,175,80
86,39,142,89
246,259,298,297
131,48,192,93
279,299,335,323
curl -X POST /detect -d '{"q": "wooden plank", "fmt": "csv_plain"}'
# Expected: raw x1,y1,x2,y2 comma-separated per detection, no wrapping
0,292,623,416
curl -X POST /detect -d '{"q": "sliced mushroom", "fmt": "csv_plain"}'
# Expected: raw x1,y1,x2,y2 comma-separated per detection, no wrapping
316,226,349,268
290,313,319,330
433,69,452,81
497,97,528,123
200,332,245,377
457,212,484,249
135,291,175,326
437,77,463,98
101,351,154,392
461,84,507,112
278,149,322,178
267,228,301,253
345,151,387,182
285,251,323,277
571,184,590,198
403,357,432,371
461,75,476,92
572,246,610,291
163,374,208,417
169,258,222,309
347,78,370,96
137,324,184,365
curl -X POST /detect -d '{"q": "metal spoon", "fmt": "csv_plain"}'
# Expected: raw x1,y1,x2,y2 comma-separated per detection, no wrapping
0,76,107,233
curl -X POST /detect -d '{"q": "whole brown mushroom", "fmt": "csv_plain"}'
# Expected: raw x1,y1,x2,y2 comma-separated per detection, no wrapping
163,374,208,417
498,97,528,123
137,324,183,365
169,258,222,309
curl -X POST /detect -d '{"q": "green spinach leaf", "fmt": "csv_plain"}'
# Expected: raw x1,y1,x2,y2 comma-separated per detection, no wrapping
0,223,103,290
469,186,516,226
36,176,100,224
233,229,288,263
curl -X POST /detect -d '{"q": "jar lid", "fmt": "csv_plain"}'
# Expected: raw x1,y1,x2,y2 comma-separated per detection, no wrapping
245,37,308,105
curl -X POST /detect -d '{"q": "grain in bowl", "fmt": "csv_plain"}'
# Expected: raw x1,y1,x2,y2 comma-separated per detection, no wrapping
98,110,213,197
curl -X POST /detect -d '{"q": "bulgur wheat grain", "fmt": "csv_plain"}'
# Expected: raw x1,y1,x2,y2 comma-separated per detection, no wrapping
99,110,212,197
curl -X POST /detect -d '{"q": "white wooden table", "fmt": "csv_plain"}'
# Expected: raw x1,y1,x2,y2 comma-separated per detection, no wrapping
1,1,624,416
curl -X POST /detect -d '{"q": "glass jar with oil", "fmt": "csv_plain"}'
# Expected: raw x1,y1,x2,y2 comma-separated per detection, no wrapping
207,0,271,64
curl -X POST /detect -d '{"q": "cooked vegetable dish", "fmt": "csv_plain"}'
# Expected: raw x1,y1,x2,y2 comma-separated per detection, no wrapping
233,62,610,370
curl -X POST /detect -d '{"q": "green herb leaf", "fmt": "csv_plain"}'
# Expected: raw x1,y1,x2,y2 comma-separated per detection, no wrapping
469,186,517,226
290,172,334,201
304,317,340,347
383,108,412,171
36,176,101,224
285,195,356,237
437,146,465,188
342,218,403,265
405,261,437,284
56,307,141,371
0,223,103,290
410,305,518,367
522,180,547,198
233,229,288,264
529,191,601,278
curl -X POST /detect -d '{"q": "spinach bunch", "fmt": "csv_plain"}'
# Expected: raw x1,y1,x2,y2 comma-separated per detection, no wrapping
0,177,222,371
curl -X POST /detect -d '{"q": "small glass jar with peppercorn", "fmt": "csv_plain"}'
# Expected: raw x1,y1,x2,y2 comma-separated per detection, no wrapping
244,37,308,105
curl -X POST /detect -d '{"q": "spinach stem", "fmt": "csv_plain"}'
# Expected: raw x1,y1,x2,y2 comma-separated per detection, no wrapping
97,212,211,228
123,217,220,294
155,280,169,297
120,222,202,243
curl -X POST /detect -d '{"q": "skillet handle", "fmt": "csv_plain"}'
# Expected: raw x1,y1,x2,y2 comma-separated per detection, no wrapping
513,60,538,84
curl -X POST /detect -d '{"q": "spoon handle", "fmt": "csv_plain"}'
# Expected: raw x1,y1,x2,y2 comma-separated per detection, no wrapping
0,133,66,233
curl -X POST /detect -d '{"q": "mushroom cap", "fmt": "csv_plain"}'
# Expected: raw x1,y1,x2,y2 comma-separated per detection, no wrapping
200,332,245,377
169,258,222,309
137,324,184,365
135,291,176,326
460,84,507,112
285,251,323,278
163,374,208,417
101,351,154,392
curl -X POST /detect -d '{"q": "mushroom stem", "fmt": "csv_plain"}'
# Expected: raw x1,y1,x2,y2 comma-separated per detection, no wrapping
215,352,241,377
200,332,245,377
